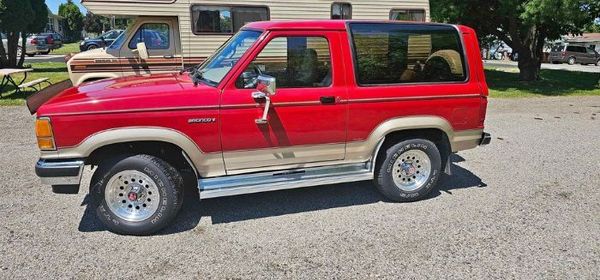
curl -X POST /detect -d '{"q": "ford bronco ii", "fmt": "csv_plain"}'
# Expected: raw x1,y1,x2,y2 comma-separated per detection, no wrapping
30,20,490,235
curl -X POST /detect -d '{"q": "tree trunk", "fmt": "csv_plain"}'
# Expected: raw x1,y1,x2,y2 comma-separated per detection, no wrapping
515,29,546,81
6,32,20,68
517,49,540,81
18,34,27,68
0,39,7,68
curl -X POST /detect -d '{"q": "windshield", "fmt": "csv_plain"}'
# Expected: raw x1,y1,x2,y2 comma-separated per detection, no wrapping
108,32,126,49
196,30,262,86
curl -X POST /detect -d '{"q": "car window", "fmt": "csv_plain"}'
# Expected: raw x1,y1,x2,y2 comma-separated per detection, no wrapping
551,45,565,52
350,23,467,85
128,23,170,49
237,36,332,89
331,2,352,19
390,9,426,22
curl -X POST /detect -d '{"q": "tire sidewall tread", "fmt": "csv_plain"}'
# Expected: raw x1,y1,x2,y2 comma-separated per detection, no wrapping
375,139,442,202
91,154,183,235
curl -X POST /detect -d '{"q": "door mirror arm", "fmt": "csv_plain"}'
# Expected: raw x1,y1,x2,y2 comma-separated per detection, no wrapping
251,75,277,124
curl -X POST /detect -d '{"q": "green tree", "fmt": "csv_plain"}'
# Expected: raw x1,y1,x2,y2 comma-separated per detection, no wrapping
431,0,600,81
0,0,47,68
58,0,83,42
83,12,105,34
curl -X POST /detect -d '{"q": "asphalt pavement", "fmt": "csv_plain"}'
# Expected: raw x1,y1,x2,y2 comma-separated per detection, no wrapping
0,97,599,279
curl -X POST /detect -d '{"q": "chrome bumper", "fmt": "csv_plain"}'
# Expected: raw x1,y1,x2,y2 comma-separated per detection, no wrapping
35,159,84,186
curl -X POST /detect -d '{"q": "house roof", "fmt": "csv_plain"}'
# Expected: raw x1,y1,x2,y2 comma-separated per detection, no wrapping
567,33,600,43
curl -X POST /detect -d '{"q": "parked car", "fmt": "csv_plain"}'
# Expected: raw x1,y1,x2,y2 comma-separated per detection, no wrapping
549,44,600,65
38,33,63,51
29,20,490,235
1,33,50,57
79,29,124,51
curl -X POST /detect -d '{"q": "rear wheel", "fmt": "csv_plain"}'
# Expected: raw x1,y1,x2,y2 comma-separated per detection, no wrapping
567,57,576,65
375,139,442,202
86,44,98,51
91,154,184,235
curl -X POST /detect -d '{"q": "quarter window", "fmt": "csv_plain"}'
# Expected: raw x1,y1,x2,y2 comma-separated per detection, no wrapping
128,23,170,50
331,2,352,19
237,36,332,89
350,23,467,85
390,9,426,22
192,5,269,34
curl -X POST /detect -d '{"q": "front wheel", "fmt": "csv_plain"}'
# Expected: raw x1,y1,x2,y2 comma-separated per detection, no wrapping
567,57,576,65
375,139,442,202
91,154,184,235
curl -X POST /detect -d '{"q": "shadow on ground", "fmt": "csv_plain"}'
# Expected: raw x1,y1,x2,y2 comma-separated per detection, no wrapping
78,154,487,235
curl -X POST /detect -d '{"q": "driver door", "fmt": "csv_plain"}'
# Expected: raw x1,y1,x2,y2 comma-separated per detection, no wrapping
220,31,348,173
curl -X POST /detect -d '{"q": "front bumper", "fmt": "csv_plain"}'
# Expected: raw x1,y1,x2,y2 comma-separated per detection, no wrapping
35,159,84,186
480,132,491,145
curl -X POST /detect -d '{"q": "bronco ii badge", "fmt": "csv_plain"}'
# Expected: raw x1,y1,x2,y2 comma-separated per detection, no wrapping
188,118,216,124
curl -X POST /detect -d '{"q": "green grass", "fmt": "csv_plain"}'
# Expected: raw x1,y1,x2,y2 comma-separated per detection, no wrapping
0,62,69,106
52,42,80,55
486,68,600,98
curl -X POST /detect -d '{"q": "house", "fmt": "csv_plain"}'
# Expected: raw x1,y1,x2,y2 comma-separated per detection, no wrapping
45,9,63,36
566,33,600,52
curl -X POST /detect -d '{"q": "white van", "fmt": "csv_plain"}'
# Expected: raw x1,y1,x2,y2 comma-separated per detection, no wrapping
69,0,431,85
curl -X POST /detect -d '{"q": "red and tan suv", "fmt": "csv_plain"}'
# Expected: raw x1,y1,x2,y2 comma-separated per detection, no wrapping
29,20,490,235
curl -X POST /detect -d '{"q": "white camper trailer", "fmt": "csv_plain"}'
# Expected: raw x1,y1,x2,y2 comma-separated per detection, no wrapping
68,0,430,85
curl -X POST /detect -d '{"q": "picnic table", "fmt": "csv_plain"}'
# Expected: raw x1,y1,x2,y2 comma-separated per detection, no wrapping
0,68,51,97
0,68,33,97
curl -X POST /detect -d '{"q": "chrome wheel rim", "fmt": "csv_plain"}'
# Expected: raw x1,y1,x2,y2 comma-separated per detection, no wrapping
392,150,432,192
105,170,160,222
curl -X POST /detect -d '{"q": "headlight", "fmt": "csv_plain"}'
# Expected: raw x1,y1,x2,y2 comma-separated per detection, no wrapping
35,118,56,151
80,41,85,45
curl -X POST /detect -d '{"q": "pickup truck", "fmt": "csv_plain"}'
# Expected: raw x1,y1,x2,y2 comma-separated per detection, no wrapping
29,20,490,235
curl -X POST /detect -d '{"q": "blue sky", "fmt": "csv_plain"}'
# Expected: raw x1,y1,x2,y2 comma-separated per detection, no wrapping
46,0,87,14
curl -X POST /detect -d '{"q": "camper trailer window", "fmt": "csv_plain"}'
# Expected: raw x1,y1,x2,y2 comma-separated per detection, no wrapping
390,9,426,22
331,2,352,19
192,5,269,34
128,23,170,50
350,23,466,85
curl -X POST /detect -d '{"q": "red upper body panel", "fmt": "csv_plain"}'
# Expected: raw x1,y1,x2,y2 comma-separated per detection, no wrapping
37,20,488,158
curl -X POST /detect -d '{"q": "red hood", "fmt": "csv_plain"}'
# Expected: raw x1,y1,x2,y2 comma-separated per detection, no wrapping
37,73,214,116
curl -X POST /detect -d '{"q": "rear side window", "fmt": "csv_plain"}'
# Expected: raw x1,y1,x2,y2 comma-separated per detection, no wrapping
350,23,467,85
129,23,170,50
191,5,269,34
566,46,586,53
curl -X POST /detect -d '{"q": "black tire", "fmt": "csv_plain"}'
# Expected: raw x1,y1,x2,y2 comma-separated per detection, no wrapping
26,53,34,57
374,139,442,202
52,184,80,194
596,60,600,66
90,154,184,235
567,57,576,65
87,44,98,51
41,51,50,55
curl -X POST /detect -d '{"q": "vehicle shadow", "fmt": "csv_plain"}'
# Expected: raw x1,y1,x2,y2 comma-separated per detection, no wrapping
77,154,487,235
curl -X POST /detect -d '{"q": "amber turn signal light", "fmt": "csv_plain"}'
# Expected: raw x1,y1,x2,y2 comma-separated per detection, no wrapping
35,118,55,151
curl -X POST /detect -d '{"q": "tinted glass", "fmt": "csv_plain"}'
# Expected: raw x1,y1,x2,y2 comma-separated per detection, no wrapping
331,3,352,19
237,36,332,88
551,45,565,52
390,9,426,22
350,23,467,85
192,5,268,34
129,23,170,49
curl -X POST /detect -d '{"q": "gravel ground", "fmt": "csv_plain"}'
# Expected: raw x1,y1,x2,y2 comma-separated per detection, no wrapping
0,97,599,279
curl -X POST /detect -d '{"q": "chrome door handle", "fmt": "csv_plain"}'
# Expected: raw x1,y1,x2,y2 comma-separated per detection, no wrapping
252,92,271,124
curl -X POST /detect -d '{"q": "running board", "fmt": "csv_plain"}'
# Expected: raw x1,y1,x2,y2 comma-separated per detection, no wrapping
198,163,373,199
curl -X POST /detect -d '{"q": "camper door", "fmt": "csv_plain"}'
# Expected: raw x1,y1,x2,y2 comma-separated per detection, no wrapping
119,17,183,76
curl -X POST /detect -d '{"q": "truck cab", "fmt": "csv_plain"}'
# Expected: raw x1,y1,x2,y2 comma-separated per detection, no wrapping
32,20,490,235
67,16,182,86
